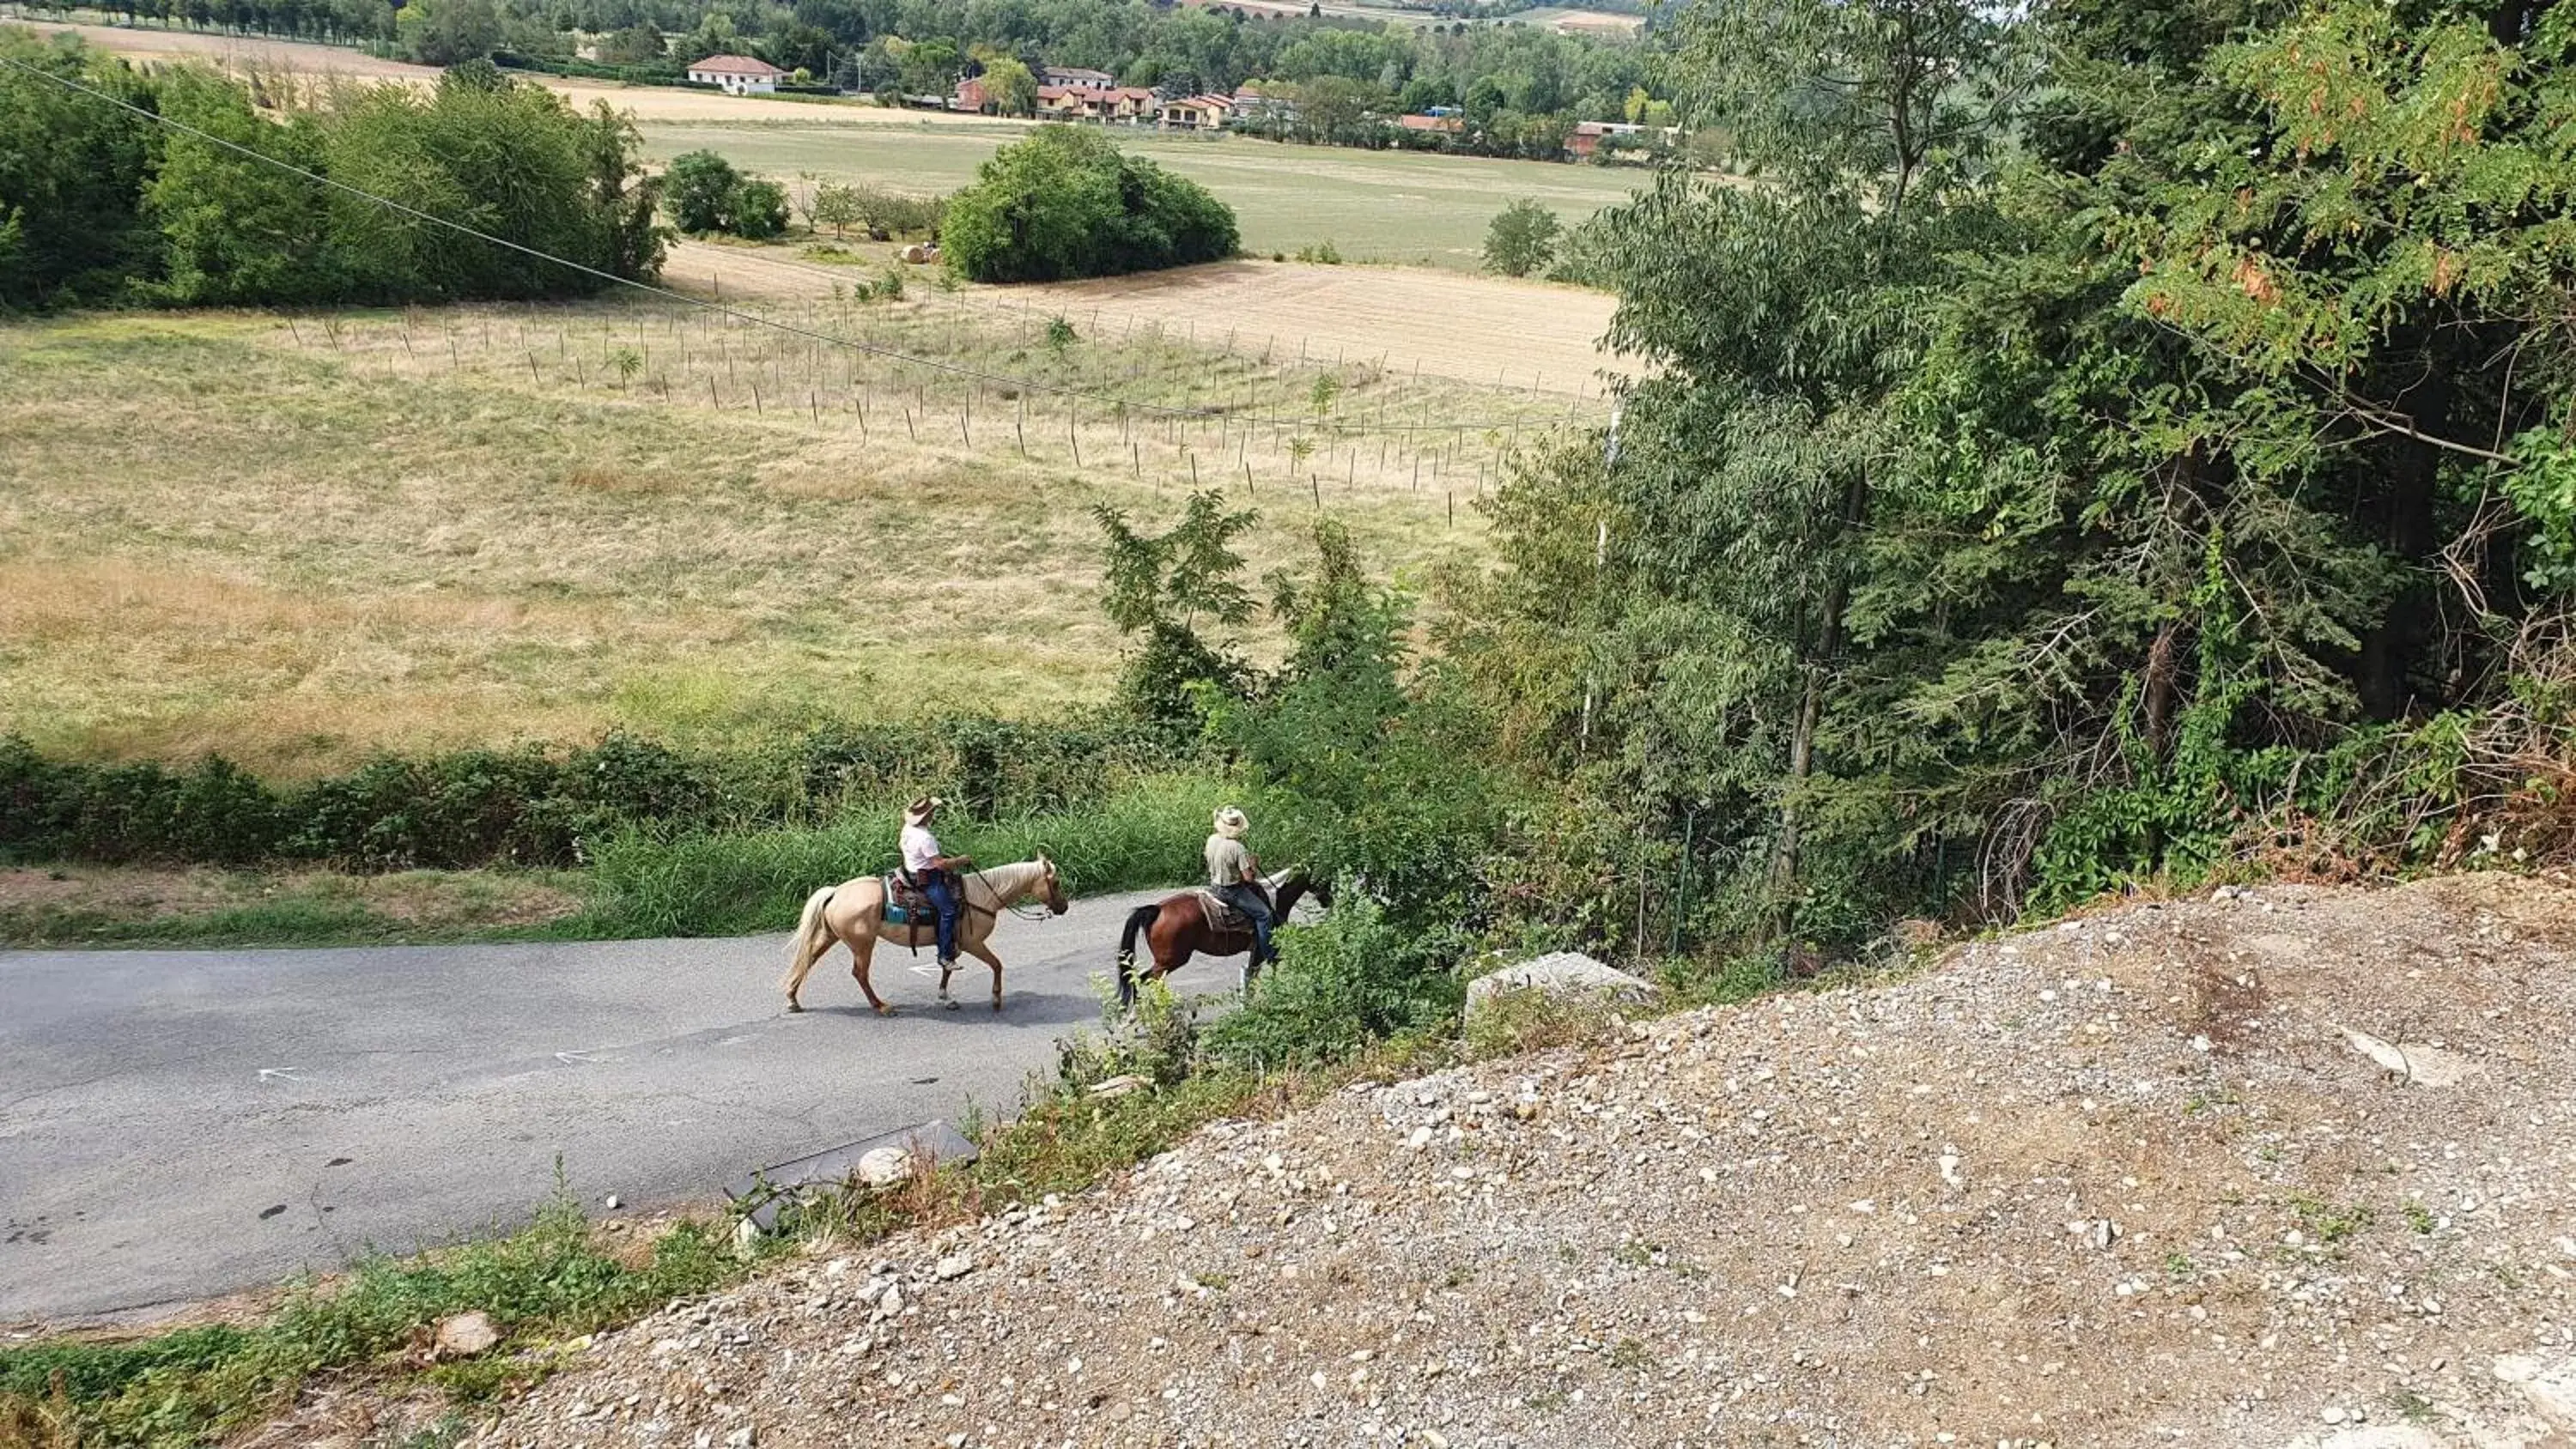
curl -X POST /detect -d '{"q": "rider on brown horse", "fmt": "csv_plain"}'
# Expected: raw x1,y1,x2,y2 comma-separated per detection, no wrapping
1205,805,1276,969
899,795,972,973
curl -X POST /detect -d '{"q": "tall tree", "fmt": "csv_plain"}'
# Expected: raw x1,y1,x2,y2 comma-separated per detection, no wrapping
1576,0,2019,932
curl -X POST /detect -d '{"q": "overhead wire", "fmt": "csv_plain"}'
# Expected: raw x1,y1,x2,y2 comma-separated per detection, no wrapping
0,50,1607,440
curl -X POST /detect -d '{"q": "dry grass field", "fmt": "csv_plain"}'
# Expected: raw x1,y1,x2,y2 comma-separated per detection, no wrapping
670,243,1625,397
0,293,1591,776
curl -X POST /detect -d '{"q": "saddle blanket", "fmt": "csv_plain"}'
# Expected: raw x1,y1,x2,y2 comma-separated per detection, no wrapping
881,875,929,925
1197,888,1267,931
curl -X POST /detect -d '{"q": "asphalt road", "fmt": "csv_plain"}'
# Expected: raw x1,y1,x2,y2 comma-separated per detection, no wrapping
0,888,1195,1324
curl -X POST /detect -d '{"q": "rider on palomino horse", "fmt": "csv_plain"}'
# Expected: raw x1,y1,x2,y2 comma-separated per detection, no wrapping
1205,805,1276,969
899,796,972,974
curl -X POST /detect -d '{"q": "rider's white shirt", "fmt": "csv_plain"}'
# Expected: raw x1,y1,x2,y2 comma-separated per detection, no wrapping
900,824,942,875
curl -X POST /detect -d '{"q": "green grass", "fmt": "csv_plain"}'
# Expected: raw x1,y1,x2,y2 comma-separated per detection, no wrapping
570,772,1262,937
634,121,1646,269
0,771,1341,949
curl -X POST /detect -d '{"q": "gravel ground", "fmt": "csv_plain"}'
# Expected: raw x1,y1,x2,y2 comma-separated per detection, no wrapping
465,873,2576,1449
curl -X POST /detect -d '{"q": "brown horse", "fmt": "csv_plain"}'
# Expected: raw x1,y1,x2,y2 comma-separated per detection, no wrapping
1114,867,1331,1006
781,856,1067,1015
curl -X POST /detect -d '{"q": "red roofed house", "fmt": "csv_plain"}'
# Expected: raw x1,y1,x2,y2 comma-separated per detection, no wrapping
1397,112,1463,136
1568,119,1674,159
1157,94,1235,130
686,54,785,94
1037,84,1159,123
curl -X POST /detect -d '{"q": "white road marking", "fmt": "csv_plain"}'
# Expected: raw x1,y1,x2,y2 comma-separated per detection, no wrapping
257,1067,304,1083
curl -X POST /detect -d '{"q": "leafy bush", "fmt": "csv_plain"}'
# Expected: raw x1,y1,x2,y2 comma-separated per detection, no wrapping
1482,197,1560,277
942,126,1237,284
1205,889,1461,1070
730,177,790,239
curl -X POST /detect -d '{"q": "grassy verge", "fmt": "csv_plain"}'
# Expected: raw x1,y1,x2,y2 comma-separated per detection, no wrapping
567,772,1279,937
0,1026,1448,1449
0,866,583,949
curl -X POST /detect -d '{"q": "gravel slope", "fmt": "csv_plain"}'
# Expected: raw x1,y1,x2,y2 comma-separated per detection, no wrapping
468,873,2576,1449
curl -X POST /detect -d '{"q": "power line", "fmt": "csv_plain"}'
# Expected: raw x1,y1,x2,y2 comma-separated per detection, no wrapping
2,51,1600,439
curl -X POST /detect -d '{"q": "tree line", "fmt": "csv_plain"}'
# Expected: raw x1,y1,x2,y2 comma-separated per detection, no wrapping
1097,0,2576,982
0,33,664,308
53,0,1674,144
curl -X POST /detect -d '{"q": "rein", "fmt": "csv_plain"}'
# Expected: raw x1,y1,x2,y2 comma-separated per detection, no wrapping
966,862,1060,923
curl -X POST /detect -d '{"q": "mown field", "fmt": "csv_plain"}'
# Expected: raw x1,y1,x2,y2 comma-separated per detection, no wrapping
0,292,1588,777
637,121,1646,270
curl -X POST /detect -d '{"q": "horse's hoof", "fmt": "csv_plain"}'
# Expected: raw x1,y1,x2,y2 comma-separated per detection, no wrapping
991,1001,1003,1013
873,1004,896,1017
943,998,960,1012
785,1001,803,1014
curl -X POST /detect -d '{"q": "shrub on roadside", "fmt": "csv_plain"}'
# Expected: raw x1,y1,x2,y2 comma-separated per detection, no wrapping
1203,889,1461,1070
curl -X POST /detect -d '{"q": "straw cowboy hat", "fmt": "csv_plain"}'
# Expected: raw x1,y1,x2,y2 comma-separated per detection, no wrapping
1212,806,1249,840
904,796,945,827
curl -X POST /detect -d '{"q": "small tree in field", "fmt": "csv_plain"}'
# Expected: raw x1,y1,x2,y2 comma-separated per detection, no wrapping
811,182,862,238
1483,197,1560,277
664,149,739,234
731,178,789,239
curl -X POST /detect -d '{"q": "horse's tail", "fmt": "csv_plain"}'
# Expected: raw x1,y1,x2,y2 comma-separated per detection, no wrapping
781,886,840,1005
1115,901,1160,1004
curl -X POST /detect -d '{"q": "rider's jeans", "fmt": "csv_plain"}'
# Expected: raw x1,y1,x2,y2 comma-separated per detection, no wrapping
922,872,961,963
1219,882,1275,964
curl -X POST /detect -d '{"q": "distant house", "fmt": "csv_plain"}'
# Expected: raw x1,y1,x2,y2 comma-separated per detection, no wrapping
1566,120,1637,158
1397,112,1463,136
951,75,989,112
1101,86,1158,121
1037,83,1159,123
1230,83,1297,122
1042,65,1115,90
1157,94,1235,130
686,54,785,94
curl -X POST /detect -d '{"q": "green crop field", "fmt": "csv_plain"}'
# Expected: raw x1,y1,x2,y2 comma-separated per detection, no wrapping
634,121,1648,270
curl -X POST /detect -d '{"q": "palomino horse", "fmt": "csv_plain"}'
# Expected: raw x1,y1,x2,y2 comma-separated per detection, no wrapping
781,856,1067,1015
1114,867,1331,1006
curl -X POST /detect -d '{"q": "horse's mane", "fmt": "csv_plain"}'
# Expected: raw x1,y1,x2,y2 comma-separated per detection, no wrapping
963,858,1049,907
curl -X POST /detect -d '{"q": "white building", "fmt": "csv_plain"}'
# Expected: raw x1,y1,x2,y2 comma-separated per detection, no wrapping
686,54,786,94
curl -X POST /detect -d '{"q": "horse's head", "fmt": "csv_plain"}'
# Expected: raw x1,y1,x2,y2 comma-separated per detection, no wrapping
1304,870,1334,911
1038,852,1069,916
